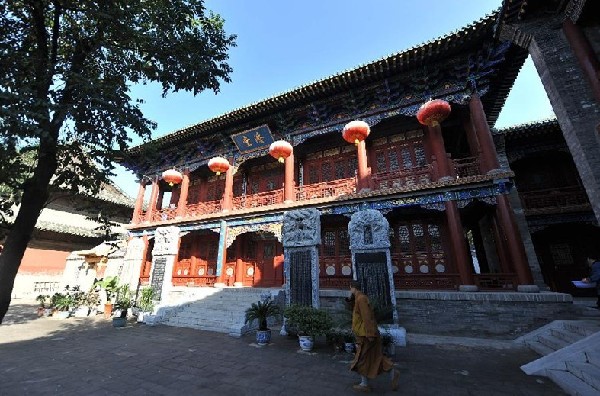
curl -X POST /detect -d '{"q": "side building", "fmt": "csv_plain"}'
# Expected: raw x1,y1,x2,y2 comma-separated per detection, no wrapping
3,183,134,298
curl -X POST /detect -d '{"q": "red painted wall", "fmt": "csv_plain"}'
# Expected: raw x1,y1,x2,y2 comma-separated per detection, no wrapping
19,247,70,274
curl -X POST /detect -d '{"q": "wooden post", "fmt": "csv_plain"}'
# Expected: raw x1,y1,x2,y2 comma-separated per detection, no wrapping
469,93,500,173
222,166,234,212
356,140,371,191
176,170,190,218
132,180,146,224
145,177,159,222
445,201,476,290
234,237,244,287
495,195,535,289
425,124,452,179
284,150,295,203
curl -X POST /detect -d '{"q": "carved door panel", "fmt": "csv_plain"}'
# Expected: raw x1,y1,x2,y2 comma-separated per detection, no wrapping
255,240,284,287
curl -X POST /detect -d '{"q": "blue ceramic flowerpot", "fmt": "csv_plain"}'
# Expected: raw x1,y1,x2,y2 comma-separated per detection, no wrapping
298,335,314,351
112,317,127,327
256,330,272,345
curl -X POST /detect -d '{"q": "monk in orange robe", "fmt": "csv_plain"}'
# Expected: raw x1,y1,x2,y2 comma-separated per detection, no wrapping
349,280,400,392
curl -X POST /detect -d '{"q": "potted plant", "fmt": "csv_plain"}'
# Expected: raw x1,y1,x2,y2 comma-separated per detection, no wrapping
136,287,155,323
35,294,50,317
284,305,333,352
342,330,356,353
72,290,89,317
112,285,132,327
94,276,119,318
244,299,281,346
52,293,72,319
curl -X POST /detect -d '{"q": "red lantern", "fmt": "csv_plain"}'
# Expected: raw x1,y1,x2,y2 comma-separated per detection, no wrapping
342,120,370,146
161,168,183,186
208,156,230,175
416,99,451,127
269,140,293,163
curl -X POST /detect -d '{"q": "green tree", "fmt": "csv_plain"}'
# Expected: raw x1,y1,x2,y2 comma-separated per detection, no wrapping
0,1,236,323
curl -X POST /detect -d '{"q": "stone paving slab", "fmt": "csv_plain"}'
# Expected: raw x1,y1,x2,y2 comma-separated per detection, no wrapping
0,302,565,395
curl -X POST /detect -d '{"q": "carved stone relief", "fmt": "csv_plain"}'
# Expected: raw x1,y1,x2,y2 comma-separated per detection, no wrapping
282,208,321,247
348,209,390,250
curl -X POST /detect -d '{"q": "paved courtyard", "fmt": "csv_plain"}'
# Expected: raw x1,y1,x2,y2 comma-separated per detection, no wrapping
0,301,565,396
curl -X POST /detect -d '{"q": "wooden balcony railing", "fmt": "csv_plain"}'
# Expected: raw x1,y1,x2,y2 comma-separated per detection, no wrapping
135,157,489,224
186,200,221,217
372,165,433,190
295,177,356,201
452,157,480,178
232,189,284,210
520,186,590,211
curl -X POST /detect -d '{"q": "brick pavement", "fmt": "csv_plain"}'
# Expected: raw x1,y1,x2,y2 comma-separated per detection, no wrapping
0,302,565,395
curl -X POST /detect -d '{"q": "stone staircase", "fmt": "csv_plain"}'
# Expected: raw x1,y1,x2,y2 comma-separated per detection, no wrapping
520,320,600,396
151,287,284,337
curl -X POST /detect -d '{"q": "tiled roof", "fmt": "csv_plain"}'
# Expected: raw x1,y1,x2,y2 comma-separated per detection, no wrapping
496,118,560,138
128,10,523,155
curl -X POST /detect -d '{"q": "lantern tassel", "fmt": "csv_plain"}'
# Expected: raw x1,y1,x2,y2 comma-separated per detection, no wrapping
278,157,285,163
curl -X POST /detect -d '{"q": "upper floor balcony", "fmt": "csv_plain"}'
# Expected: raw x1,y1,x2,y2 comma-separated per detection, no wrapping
519,185,591,215
135,155,500,226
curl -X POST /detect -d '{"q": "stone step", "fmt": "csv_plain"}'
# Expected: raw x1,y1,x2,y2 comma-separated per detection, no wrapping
525,340,558,357
563,322,600,337
546,369,600,396
537,334,570,352
550,328,585,345
586,351,600,369
566,361,600,391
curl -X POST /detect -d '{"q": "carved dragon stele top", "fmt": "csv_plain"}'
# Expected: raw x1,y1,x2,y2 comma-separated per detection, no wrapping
282,208,321,247
348,209,390,250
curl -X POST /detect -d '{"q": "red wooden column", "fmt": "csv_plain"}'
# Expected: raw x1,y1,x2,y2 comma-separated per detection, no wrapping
424,124,452,180
222,166,234,212
145,177,160,222
469,93,500,173
462,116,484,173
176,170,190,218
356,140,371,191
132,180,146,224
284,150,295,203
495,195,536,291
234,238,244,287
445,201,476,290
563,19,600,104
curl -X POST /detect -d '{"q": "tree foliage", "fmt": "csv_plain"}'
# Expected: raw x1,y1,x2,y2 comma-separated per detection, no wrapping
0,0,236,323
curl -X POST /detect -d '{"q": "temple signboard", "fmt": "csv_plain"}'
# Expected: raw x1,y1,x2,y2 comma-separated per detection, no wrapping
231,124,275,154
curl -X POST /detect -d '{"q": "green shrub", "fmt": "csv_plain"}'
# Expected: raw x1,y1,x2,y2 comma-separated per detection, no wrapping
284,305,333,337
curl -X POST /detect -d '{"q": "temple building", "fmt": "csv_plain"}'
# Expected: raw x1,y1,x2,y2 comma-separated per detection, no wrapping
116,0,599,336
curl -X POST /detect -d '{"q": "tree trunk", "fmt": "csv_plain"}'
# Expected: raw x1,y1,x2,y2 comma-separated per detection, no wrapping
0,142,57,324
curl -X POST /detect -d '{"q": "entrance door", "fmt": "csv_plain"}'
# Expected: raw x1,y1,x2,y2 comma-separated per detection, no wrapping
255,240,284,287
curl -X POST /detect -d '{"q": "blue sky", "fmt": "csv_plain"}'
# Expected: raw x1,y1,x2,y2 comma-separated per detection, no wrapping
113,0,554,198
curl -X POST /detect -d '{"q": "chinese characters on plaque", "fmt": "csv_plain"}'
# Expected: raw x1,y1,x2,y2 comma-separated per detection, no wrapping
231,125,275,154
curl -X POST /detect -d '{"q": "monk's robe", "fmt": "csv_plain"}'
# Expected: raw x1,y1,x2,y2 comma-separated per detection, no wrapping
350,291,394,379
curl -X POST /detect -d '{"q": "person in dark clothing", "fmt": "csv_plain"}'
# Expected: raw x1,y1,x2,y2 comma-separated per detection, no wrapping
582,257,600,309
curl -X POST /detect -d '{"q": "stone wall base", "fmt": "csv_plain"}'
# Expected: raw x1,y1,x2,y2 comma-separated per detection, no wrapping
319,289,581,340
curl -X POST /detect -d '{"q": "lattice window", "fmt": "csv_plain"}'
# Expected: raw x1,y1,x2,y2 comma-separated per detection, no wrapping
377,153,387,173
335,160,346,179
208,242,218,260
401,147,413,169
251,180,259,194
321,162,332,182
339,229,350,256
414,144,426,167
246,239,256,259
388,150,400,171
412,224,425,251
428,224,442,251
550,243,574,267
322,231,336,256
263,243,274,257
398,225,410,251
308,166,319,184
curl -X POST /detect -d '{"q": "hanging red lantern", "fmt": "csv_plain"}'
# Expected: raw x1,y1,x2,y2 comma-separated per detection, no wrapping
269,140,293,163
416,99,451,127
161,168,183,186
342,120,370,146
208,156,230,175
